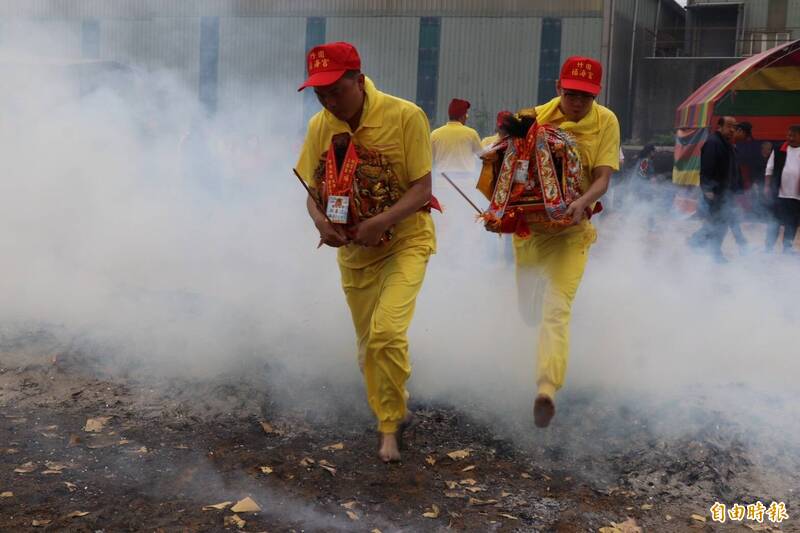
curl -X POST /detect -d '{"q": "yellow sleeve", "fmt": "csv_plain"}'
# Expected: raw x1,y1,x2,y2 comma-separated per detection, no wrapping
594,110,621,172
295,114,323,187
470,130,483,154
404,106,433,181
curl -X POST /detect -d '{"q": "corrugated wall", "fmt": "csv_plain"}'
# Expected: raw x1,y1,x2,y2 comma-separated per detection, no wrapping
0,18,82,57
99,18,200,89
560,17,604,61
436,17,542,133
740,0,768,29
325,17,419,101
788,1,800,37
1,3,643,137
217,17,306,130
0,0,603,18
608,2,633,133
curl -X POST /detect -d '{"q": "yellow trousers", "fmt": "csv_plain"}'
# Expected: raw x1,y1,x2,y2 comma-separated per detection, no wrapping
339,244,431,433
513,221,597,400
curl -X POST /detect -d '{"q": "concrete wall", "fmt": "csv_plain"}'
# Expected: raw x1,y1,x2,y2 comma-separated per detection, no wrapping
607,0,688,139
689,0,800,35
689,0,769,29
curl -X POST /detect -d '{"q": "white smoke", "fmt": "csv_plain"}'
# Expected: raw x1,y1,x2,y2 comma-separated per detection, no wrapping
1,19,798,507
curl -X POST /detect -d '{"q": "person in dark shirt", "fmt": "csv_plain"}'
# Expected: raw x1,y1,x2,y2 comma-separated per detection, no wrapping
734,121,768,219
689,116,747,262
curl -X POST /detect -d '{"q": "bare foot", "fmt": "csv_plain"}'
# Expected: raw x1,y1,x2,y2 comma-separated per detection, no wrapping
378,432,401,463
534,394,555,428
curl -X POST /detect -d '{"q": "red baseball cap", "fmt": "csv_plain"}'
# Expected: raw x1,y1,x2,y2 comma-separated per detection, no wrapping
560,56,603,96
298,42,361,92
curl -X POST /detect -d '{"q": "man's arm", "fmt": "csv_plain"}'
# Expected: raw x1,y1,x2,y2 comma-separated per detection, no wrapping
352,174,432,246
564,111,618,223
471,131,483,155
353,106,433,247
564,166,612,223
699,137,719,196
584,166,613,203
296,116,351,248
306,195,350,247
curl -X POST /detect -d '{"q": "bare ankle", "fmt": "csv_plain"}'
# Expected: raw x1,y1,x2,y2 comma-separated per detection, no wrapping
378,433,401,463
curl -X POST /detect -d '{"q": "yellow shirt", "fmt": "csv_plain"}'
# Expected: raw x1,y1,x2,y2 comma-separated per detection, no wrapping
296,77,435,269
430,121,483,173
521,97,620,191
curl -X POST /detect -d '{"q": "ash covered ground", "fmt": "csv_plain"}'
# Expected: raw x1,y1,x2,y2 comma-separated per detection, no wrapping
1,324,796,532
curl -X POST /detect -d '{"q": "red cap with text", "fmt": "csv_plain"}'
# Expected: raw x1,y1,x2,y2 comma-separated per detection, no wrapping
559,56,603,96
298,42,361,92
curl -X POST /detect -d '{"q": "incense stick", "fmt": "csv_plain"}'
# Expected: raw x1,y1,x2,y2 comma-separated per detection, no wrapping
441,172,483,215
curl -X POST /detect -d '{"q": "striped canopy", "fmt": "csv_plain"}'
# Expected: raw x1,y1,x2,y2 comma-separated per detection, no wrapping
675,39,800,140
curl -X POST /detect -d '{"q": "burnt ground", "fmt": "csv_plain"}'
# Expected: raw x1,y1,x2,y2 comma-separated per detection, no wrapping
0,333,797,532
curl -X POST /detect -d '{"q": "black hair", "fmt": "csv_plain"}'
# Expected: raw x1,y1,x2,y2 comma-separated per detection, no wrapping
342,70,362,80
501,114,536,139
736,121,753,136
789,124,800,135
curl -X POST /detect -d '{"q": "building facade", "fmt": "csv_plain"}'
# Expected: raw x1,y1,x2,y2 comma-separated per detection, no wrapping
685,0,800,57
0,0,674,139
634,0,799,142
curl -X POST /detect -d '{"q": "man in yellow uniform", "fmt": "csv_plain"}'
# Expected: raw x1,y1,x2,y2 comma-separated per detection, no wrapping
431,98,483,177
295,42,436,462
503,57,620,427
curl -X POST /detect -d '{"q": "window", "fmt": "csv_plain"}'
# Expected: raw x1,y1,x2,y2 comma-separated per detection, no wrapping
199,17,220,114
538,18,562,103
416,17,441,121
81,19,100,59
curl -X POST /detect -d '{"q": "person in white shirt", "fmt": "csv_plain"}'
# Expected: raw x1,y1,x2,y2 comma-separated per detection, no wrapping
764,125,800,253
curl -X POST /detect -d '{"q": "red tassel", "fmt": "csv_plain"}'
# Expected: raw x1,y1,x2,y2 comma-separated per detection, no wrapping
428,195,443,213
